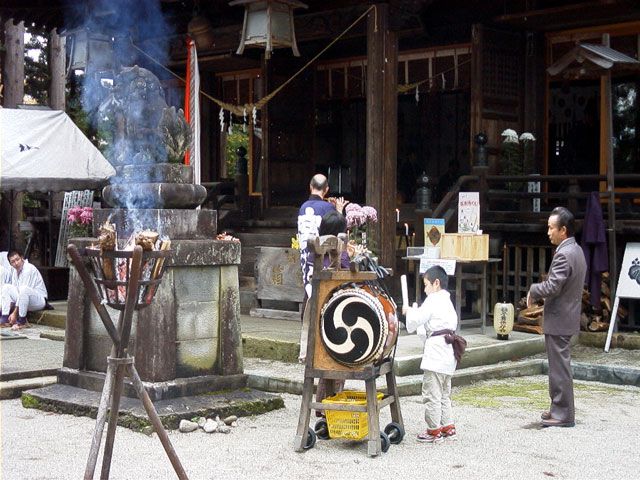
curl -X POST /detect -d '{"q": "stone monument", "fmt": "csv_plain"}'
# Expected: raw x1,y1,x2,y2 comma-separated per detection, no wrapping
51,67,254,403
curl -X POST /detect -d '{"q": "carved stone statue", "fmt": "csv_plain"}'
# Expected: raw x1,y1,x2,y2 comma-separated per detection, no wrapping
99,65,190,165
99,66,205,209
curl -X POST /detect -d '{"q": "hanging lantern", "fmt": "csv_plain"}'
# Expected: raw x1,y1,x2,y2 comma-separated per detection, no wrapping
493,302,514,340
62,28,114,74
188,14,215,51
229,0,308,59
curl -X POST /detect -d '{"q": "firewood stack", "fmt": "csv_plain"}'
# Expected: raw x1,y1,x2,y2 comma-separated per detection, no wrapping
512,272,627,334
513,298,544,335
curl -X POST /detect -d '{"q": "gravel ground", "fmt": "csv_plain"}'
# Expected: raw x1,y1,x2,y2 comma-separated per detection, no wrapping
2,376,639,480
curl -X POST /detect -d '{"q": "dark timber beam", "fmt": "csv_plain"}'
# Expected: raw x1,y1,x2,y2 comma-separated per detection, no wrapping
49,28,66,110
3,19,25,108
366,4,397,270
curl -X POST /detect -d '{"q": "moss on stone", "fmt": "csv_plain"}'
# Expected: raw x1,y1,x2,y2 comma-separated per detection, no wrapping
453,379,549,409
452,378,630,411
118,414,151,431
21,393,41,409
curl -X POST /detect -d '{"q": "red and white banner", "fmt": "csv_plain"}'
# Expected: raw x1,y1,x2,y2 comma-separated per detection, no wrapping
184,38,201,185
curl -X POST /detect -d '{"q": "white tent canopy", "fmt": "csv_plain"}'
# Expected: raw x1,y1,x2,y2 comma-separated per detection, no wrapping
0,108,115,192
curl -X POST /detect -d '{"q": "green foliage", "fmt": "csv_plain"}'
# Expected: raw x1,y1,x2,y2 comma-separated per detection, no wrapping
224,130,249,176
24,27,50,105
500,140,523,192
613,81,638,174
21,393,41,409
499,130,536,192
66,81,111,153
22,193,41,209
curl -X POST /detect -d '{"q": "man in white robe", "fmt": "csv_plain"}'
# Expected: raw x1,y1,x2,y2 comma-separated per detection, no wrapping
1,251,48,330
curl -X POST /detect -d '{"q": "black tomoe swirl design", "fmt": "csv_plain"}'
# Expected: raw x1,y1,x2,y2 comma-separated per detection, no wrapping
629,258,640,286
320,288,387,367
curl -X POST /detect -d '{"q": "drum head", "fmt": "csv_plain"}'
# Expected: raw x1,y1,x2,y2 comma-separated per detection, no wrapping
320,288,387,367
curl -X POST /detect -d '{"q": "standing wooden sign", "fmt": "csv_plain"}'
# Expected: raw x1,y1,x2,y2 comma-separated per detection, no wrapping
605,242,640,352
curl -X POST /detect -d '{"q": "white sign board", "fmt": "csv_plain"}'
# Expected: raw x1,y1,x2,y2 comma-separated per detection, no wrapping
613,243,640,298
419,257,456,275
605,242,640,351
458,192,480,233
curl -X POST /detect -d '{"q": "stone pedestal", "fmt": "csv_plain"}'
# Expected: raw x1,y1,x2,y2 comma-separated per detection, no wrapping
61,208,246,401
102,163,207,209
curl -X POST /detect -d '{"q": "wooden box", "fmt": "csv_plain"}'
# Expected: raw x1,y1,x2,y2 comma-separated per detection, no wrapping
440,233,489,261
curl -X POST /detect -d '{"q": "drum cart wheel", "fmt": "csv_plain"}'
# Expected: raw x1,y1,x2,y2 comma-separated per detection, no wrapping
314,419,330,440
304,427,317,449
379,432,390,453
384,422,405,445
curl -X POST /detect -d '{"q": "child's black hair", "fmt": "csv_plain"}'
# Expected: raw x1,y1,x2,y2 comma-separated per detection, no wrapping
423,265,449,290
319,210,347,236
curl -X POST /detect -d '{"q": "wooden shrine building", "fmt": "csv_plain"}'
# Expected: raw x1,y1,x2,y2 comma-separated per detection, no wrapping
2,0,640,300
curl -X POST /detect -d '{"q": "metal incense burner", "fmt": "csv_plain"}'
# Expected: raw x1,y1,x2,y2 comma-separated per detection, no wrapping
67,243,188,480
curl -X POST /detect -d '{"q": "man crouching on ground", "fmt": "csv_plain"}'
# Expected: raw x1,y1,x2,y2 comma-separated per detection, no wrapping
1,250,48,330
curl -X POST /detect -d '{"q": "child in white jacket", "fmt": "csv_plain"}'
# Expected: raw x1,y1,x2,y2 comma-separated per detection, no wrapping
402,265,458,443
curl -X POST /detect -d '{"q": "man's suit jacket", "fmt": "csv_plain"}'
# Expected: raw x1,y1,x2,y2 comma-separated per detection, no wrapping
529,237,587,336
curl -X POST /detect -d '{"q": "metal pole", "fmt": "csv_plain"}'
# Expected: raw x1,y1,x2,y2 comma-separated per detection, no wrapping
603,75,617,300
602,34,617,301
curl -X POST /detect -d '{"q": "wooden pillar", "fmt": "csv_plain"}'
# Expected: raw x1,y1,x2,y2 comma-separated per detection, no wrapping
1,20,26,254
470,24,483,161
49,28,66,110
523,32,545,173
3,19,25,108
366,4,397,269
261,54,271,209
598,34,617,300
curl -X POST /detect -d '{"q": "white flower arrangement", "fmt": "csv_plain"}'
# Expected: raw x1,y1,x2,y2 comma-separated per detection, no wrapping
519,132,536,142
501,129,519,143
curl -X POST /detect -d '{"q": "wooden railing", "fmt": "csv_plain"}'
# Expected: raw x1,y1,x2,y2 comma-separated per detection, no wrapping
489,244,554,306
430,171,640,232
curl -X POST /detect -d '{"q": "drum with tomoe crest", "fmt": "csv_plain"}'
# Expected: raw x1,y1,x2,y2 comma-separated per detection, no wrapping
319,283,398,367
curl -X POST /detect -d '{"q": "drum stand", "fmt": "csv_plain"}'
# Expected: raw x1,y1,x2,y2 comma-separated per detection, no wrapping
293,236,403,456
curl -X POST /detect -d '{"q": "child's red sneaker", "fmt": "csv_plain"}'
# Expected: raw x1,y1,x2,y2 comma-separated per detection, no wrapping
441,424,457,440
417,428,443,444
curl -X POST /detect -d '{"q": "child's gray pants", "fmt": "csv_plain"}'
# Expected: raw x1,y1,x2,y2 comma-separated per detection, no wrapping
421,370,453,430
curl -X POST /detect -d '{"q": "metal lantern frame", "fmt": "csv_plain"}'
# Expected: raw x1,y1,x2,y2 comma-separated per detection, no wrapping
62,27,115,74
229,0,308,59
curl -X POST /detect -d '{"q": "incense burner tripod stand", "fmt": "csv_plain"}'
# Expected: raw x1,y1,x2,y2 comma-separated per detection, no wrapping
67,244,188,480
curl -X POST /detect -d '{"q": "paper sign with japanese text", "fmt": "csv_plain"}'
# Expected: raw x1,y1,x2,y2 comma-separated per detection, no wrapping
458,192,480,233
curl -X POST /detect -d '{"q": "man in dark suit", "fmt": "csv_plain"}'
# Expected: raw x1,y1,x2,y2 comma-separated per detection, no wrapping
527,207,587,428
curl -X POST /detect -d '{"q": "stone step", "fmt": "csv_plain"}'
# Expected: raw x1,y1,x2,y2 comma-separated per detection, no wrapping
28,304,67,330
22,383,284,431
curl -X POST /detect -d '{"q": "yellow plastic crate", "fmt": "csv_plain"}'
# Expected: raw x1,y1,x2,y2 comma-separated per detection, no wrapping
322,391,384,440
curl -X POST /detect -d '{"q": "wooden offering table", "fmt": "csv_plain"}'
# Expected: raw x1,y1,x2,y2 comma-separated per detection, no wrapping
403,254,501,334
